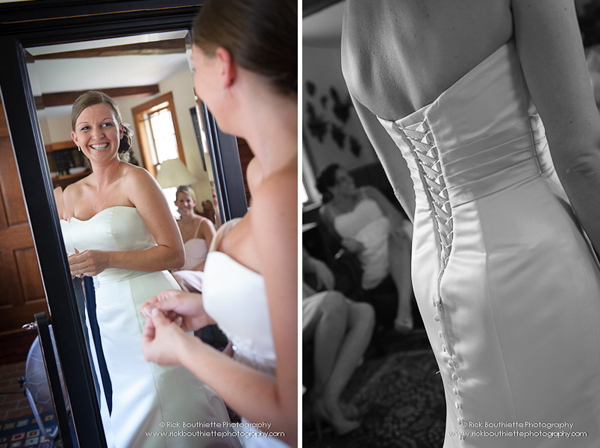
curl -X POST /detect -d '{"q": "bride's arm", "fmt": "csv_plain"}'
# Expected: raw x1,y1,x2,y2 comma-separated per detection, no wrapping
512,0,600,253
117,167,185,271
349,93,416,221
245,167,298,442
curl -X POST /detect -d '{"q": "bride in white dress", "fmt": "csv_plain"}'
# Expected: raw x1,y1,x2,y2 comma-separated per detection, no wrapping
56,90,241,448
140,0,298,447
342,0,600,447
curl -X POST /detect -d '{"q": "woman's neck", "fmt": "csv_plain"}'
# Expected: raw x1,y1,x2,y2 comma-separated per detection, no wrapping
179,212,198,223
231,75,297,177
90,158,122,190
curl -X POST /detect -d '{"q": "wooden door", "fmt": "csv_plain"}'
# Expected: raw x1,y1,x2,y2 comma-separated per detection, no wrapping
0,102,48,334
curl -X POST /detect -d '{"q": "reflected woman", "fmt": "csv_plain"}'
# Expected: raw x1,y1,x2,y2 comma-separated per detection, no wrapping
141,0,298,446
55,91,240,448
171,185,216,293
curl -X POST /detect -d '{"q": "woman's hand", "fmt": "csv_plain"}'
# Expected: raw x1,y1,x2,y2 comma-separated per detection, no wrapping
140,289,215,332
68,248,109,278
342,237,365,254
141,310,193,366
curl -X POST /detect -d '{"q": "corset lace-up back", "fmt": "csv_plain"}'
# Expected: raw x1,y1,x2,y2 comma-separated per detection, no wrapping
402,120,454,278
346,41,600,447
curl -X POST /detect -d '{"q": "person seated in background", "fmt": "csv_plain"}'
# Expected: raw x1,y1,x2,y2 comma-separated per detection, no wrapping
171,185,216,293
303,247,375,436
316,163,414,333
171,185,229,350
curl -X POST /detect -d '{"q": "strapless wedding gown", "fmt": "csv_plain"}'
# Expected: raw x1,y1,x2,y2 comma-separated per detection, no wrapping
203,219,290,448
353,41,600,447
60,206,241,448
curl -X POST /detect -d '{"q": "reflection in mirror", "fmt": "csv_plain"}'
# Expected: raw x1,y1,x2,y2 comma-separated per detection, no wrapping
24,31,238,447
26,31,217,215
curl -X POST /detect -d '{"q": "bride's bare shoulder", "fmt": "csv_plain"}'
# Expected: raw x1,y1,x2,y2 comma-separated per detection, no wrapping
342,0,512,117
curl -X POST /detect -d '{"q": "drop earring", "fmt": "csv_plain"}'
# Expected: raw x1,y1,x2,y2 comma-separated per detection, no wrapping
77,145,81,152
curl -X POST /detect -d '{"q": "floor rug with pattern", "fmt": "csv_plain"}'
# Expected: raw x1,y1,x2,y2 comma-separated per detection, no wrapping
0,414,56,448
303,330,447,448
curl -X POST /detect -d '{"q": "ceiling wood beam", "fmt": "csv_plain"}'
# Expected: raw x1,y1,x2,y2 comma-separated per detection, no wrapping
35,85,160,109
32,38,187,60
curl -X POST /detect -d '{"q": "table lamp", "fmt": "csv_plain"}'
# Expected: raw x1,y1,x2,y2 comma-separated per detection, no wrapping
156,158,197,188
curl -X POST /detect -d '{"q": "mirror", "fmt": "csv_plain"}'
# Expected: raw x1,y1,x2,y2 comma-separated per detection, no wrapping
26,30,217,218
0,3,258,445
24,30,222,446
1,3,252,444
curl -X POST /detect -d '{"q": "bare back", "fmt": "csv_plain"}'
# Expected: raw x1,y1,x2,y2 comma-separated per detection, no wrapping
341,0,513,120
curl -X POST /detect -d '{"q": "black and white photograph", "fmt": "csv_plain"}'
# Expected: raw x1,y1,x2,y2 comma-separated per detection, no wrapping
302,0,600,447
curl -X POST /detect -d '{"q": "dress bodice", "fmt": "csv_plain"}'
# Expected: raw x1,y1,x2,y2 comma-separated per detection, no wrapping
60,206,156,284
202,219,276,374
376,41,559,209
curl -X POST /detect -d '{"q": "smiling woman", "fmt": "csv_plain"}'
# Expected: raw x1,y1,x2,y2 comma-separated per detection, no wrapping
71,101,123,166
140,1,298,447
55,90,242,448
0,3,255,447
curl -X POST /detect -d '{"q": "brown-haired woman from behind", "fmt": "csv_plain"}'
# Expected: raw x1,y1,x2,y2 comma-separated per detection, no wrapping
141,0,298,447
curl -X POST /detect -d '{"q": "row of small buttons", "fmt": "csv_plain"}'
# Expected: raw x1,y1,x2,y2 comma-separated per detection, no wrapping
401,119,465,443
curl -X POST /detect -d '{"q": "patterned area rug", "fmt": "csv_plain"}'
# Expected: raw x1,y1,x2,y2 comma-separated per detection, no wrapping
304,331,447,448
0,414,56,448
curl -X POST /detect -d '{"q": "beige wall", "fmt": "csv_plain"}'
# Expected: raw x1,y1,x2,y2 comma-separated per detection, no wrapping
158,69,214,204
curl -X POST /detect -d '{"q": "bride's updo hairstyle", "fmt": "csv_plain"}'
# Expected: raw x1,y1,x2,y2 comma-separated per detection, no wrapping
71,91,133,161
192,0,297,97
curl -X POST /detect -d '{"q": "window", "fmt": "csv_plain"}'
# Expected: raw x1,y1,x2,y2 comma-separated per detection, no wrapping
132,92,186,177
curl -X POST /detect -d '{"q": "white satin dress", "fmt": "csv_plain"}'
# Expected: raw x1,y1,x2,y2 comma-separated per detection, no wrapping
60,206,241,448
203,219,290,448
347,41,600,447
